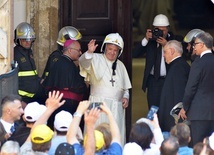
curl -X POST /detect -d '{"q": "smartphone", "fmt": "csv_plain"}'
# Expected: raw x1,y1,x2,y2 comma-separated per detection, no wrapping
88,102,103,110
146,105,159,120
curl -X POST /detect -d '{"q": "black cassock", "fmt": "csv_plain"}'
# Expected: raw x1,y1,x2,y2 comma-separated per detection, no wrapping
158,57,190,132
43,55,87,130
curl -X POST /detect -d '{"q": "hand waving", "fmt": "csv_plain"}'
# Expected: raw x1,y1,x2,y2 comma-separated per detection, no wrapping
45,90,65,111
87,39,98,53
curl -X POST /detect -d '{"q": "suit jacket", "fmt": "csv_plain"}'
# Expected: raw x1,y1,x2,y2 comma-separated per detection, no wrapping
8,125,31,147
159,57,190,131
0,121,7,144
0,121,20,144
183,53,214,120
142,32,183,92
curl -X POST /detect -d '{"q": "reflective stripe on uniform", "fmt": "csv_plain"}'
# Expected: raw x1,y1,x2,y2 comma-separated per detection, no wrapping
18,90,35,98
45,72,49,77
18,70,37,76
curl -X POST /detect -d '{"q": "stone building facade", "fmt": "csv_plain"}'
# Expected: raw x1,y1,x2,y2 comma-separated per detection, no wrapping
0,0,59,76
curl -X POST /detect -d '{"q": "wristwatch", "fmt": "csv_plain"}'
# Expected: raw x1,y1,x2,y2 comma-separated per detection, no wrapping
73,112,82,118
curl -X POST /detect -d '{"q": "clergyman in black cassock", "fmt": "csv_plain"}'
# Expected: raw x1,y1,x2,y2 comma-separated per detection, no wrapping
158,40,190,132
42,39,87,131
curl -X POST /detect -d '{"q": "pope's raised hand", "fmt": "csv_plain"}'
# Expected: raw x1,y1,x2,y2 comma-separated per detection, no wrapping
87,39,98,53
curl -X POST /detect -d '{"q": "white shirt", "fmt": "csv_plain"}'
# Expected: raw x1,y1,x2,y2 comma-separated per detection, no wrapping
200,50,212,58
142,38,166,76
0,118,14,134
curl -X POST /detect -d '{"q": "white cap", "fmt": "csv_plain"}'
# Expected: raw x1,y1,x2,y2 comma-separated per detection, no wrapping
54,110,73,132
24,102,47,122
209,132,214,150
123,142,143,155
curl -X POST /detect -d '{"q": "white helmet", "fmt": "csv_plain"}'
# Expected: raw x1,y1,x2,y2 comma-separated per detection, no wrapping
183,29,204,43
14,22,36,45
101,33,124,57
170,102,190,125
170,102,183,124
153,14,170,27
56,26,82,46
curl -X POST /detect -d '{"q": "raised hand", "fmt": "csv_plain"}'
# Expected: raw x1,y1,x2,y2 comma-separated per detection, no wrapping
84,108,101,127
76,100,90,115
145,29,152,40
45,90,65,111
156,37,167,46
87,39,98,53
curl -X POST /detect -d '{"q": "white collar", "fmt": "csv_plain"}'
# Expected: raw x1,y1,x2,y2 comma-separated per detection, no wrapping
200,50,212,58
0,118,14,133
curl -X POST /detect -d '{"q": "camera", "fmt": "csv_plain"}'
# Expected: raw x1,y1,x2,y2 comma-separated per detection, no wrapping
88,102,103,110
151,28,163,41
146,105,159,120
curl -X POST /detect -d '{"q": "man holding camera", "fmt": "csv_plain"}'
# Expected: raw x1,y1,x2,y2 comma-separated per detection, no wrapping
141,14,183,109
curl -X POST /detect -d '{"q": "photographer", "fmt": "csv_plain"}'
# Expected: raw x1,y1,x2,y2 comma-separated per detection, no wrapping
141,14,183,109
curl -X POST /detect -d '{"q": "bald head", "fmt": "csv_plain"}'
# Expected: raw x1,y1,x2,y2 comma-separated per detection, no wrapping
160,136,179,155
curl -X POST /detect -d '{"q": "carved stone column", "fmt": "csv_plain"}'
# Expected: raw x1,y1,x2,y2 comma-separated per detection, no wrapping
26,0,59,76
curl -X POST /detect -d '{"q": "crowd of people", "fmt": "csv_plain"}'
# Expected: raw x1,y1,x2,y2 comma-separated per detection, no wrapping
0,13,214,155
0,92,213,155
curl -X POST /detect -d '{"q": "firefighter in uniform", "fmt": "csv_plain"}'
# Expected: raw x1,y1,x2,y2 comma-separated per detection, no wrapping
14,22,40,104
41,26,82,83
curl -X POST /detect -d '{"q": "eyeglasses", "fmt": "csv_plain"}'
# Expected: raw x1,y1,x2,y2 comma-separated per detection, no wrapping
193,42,203,47
69,48,81,52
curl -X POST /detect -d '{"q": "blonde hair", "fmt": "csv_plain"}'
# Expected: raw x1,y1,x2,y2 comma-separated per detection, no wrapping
96,123,112,148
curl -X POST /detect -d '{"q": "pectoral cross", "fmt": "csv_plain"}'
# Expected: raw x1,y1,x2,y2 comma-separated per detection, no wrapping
110,77,115,87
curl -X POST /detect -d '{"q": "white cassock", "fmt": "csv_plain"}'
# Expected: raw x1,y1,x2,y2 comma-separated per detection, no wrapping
79,52,132,145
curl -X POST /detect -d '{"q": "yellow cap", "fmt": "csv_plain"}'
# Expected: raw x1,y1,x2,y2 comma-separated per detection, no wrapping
31,124,54,144
84,130,105,151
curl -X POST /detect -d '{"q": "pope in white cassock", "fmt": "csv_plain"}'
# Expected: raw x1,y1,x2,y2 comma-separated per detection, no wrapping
79,33,132,145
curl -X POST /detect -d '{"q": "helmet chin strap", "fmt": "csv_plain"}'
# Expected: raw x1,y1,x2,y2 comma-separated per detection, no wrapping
189,37,196,56
111,50,121,76
112,59,117,76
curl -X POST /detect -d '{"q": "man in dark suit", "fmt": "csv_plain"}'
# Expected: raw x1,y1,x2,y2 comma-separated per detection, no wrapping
158,40,190,132
0,94,23,144
141,14,183,109
179,32,214,146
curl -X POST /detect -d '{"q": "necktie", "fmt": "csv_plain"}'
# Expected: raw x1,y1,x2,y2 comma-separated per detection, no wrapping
154,45,162,79
10,125,15,133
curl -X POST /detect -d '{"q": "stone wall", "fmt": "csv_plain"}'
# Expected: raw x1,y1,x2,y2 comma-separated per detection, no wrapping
26,0,59,76
0,0,13,75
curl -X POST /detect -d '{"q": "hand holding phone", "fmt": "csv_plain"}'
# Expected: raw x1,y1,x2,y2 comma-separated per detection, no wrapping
147,105,159,120
88,102,103,110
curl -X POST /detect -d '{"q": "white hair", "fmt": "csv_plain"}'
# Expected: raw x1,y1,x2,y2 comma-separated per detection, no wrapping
0,140,20,154
165,40,183,55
